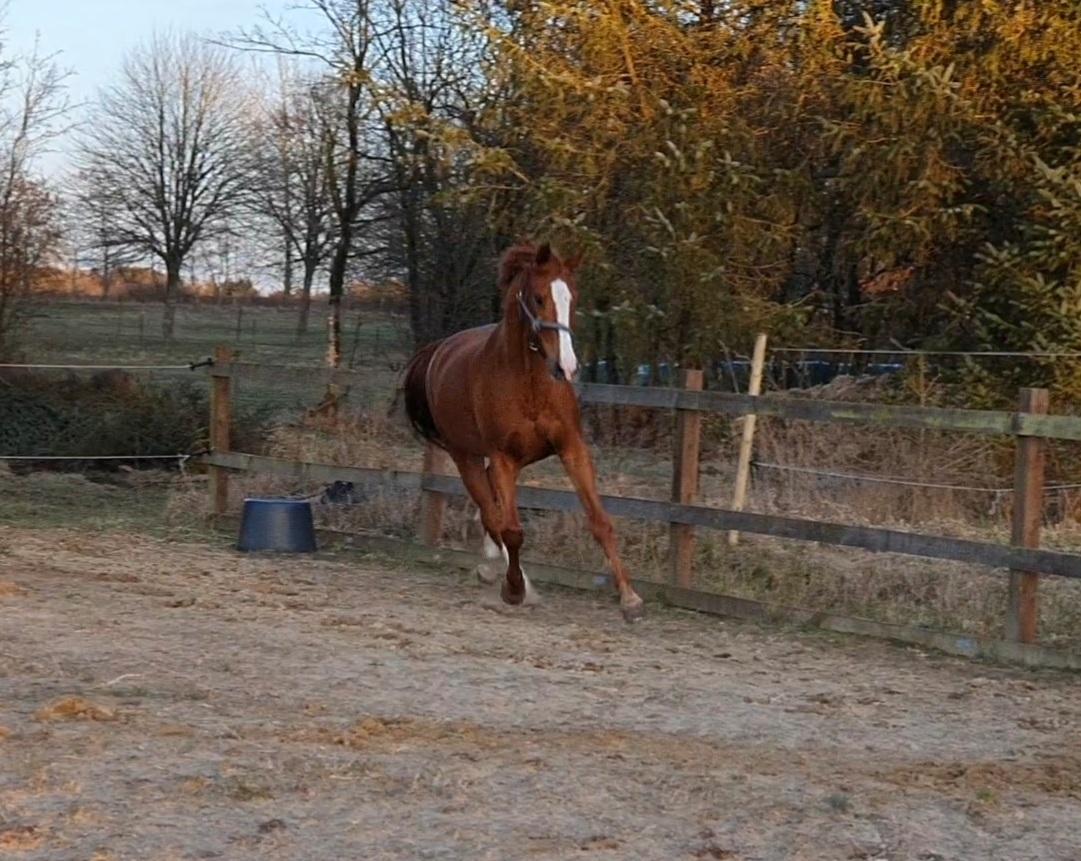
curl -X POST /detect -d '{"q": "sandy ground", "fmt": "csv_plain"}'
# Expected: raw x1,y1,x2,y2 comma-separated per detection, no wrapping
1,525,1080,861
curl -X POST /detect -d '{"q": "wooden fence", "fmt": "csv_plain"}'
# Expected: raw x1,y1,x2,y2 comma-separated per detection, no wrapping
205,351,1081,665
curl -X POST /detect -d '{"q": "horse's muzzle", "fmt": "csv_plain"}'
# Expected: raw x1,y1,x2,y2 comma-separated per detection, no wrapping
545,353,576,383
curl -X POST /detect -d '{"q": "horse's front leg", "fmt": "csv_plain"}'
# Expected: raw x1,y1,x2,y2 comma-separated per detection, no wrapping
487,454,538,607
450,453,505,585
558,436,644,622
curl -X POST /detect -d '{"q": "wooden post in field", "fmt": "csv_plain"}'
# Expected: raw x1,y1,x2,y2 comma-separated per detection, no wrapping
728,333,768,546
419,443,450,547
208,344,234,517
670,368,704,587
1006,387,1049,643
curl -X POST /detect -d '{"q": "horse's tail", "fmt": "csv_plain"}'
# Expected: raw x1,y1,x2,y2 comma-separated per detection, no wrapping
402,339,446,449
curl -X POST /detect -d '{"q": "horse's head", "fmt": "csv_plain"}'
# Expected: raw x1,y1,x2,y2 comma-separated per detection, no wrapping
502,242,581,382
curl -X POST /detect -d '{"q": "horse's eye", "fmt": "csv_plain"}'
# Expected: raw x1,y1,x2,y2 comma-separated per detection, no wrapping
534,294,544,306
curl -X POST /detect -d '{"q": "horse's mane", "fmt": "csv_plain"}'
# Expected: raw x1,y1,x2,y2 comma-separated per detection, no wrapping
498,243,541,291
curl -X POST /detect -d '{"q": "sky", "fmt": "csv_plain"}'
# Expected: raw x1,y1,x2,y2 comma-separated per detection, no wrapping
5,0,324,286
6,0,310,176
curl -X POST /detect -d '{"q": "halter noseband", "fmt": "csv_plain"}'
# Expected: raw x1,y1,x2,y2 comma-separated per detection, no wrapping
517,290,574,353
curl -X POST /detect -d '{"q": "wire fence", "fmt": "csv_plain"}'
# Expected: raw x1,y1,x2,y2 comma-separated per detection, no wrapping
0,361,210,371
0,359,213,467
752,461,1081,496
0,353,394,466
0,450,203,469
7,345,1081,513
770,348,1081,358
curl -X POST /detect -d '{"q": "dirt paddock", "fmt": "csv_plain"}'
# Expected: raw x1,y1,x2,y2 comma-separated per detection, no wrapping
1,525,1080,860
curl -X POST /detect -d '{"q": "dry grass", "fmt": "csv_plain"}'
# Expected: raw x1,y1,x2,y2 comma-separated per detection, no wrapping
264,407,421,473
162,386,1081,650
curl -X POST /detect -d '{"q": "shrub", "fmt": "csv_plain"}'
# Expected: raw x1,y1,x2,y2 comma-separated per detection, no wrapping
0,371,271,467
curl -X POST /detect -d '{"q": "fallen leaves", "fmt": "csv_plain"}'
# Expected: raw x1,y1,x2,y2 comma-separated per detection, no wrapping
0,826,42,851
34,697,117,723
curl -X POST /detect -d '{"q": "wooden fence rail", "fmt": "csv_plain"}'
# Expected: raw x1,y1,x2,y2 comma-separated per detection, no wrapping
206,451,1081,580
579,383,1081,440
207,352,1081,650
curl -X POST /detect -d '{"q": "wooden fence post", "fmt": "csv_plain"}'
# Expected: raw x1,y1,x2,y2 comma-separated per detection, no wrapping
419,443,450,547
670,368,704,587
1006,387,1049,643
208,344,233,517
728,333,768,546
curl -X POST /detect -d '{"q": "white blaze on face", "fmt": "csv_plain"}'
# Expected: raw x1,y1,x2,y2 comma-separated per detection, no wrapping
551,278,578,380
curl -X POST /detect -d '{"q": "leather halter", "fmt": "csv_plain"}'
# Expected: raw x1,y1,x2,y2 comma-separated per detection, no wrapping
517,290,574,354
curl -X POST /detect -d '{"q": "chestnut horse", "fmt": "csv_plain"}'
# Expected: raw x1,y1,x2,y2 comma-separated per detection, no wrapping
403,242,644,621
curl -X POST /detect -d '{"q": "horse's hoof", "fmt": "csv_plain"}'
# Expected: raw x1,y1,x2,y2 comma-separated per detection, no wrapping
620,596,645,623
500,581,526,606
474,564,499,585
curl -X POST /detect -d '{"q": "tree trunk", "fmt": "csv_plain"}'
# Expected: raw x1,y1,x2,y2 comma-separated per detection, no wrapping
0,291,10,358
604,316,620,384
163,260,181,339
404,206,424,346
100,247,113,301
816,209,845,333
326,293,342,368
398,171,428,345
846,261,861,333
407,276,423,348
326,232,351,367
296,263,315,337
283,238,294,297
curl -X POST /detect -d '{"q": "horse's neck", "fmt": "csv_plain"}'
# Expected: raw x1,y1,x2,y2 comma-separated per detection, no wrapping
491,316,539,378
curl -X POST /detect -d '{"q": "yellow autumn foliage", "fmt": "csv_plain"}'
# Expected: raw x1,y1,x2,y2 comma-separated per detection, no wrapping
434,0,1081,390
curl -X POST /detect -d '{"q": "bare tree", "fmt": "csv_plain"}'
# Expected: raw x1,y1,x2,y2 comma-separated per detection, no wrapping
70,167,140,301
77,32,252,339
372,0,501,346
0,35,69,357
236,1,392,366
250,64,336,336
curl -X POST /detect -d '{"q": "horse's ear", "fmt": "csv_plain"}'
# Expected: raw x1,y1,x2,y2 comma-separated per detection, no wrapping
565,251,584,272
535,242,552,266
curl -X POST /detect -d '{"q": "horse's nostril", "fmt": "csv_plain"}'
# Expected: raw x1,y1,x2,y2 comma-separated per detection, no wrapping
553,367,566,382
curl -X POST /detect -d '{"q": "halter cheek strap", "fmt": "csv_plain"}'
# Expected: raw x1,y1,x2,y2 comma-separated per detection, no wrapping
517,291,574,354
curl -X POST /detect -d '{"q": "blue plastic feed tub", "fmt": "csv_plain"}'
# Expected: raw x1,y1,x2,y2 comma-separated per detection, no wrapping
237,498,317,553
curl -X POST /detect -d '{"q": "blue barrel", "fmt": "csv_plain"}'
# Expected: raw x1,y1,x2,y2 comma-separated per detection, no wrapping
237,498,317,553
